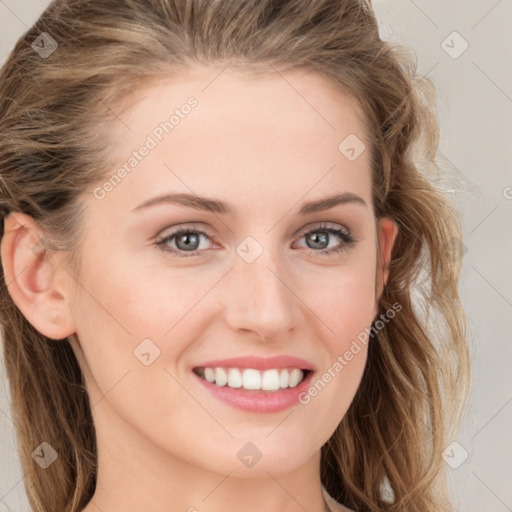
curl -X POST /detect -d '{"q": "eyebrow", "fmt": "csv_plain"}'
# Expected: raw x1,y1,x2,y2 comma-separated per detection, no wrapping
131,191,367,215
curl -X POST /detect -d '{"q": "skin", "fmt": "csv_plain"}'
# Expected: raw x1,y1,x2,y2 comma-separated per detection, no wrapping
1,66,397,512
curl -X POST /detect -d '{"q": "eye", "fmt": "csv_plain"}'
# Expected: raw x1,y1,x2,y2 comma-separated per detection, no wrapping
155,227,215,258
294,223,356,256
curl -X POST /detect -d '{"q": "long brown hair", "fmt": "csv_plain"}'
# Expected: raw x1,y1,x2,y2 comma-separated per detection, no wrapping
0,1,470,511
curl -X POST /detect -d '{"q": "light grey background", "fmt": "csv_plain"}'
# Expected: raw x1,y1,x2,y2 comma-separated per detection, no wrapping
0,1,511,511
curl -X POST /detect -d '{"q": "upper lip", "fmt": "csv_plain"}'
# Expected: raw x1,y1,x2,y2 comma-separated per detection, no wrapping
194,355,315,371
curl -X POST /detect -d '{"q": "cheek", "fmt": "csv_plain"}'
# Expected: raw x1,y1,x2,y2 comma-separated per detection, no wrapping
304,253,378,339
295,252,377,419
72,246,203,341
68,248,223,411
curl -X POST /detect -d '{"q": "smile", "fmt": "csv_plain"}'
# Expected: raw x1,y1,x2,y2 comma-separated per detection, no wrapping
193,366,309,392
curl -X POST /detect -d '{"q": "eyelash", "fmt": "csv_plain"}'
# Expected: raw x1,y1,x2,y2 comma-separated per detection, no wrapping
155,223,356,258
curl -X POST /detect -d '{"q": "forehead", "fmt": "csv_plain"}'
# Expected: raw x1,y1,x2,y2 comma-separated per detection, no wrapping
90,66,373,221
116,66,368,145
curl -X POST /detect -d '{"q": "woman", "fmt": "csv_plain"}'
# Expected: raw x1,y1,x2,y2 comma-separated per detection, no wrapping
0,1,470,511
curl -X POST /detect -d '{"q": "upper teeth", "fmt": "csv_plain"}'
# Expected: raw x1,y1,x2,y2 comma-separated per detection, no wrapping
199,367,305,391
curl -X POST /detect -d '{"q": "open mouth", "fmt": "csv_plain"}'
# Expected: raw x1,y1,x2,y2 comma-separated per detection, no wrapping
193,366,311,392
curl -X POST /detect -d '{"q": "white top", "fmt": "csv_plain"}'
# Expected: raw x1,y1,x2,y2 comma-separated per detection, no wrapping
322,486,355,512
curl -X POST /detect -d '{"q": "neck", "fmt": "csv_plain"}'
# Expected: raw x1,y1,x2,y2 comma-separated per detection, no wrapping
82,403,332,512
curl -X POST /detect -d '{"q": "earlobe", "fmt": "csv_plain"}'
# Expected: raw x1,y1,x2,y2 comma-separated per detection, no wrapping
0,212,76,340
376,217,399,299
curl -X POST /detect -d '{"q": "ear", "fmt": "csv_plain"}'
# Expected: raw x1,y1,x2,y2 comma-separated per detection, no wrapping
375,217,399,300
1,212,76,340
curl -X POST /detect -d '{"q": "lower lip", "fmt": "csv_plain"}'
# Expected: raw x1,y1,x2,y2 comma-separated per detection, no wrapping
193,370,314,413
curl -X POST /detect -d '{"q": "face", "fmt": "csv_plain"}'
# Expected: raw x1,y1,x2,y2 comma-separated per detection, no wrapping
62,66,395,478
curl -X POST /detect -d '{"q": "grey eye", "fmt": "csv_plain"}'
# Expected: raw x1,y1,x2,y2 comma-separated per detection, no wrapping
304,231,330,250
174,231,202,251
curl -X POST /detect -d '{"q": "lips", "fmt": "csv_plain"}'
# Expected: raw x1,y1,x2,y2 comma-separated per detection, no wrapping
193,366,315,413
193,355,315,372
191,354,316,413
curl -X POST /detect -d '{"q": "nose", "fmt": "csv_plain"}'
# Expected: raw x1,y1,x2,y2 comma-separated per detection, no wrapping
223,242,304,342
